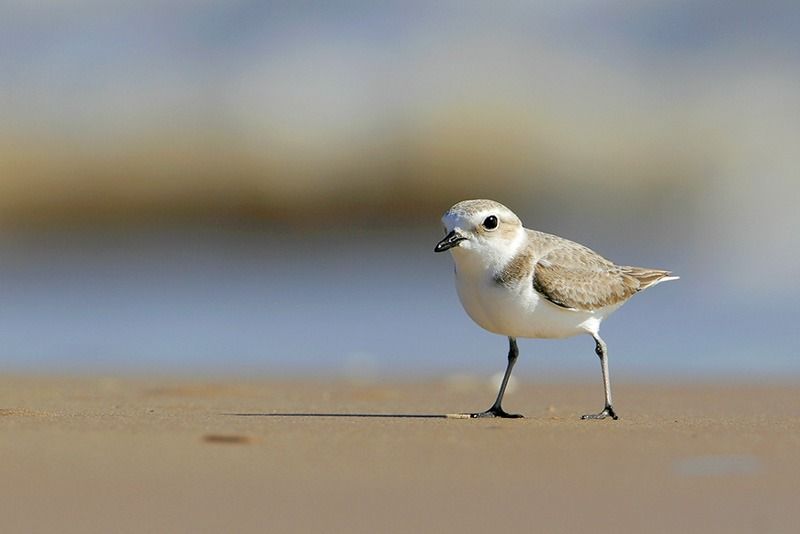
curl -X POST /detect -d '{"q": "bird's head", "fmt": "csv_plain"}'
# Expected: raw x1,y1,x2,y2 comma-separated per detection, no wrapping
434,199,525,265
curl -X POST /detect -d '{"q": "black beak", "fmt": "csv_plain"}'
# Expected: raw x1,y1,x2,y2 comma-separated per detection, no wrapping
434,230,467,252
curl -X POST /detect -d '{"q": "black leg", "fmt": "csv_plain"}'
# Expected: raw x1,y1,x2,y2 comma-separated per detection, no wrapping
470,337,523,418
581,334,619,420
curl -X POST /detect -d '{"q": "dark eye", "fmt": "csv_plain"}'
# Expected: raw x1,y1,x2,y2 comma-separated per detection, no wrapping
482,215,498,230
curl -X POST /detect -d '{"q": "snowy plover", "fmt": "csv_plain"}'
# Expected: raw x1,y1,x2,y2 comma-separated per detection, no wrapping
435,199,677,420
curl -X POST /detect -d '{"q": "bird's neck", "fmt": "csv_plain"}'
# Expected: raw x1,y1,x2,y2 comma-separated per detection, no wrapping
452,229,527,279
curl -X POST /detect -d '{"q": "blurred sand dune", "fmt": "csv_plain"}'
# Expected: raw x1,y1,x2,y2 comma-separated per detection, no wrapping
1,2,798,235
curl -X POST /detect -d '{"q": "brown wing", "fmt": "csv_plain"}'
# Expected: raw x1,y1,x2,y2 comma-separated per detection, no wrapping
532,245,641,311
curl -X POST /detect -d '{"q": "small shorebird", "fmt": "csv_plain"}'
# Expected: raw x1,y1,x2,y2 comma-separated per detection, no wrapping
434,199,677,419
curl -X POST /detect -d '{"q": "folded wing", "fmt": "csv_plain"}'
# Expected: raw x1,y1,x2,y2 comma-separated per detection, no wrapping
533,244,674,312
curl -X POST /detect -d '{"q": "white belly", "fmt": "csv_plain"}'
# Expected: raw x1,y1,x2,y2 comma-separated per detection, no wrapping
455,272,614,339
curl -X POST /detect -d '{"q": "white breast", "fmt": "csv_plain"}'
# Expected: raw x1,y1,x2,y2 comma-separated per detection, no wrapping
453,257,614,340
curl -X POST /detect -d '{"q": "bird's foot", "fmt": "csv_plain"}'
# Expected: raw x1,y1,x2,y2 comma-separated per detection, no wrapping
469,406,524,419
581,405,619,420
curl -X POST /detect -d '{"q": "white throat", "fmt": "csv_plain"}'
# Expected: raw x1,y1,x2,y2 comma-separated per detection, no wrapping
451,227,527,278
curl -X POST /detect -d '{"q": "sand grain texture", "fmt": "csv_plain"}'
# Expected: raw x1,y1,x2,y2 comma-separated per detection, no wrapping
1,376,798,533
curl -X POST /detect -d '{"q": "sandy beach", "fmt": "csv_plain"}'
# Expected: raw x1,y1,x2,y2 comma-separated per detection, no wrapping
1,376,798,533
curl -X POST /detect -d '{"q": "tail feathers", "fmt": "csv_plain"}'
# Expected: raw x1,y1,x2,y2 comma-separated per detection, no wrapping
621,267,679,290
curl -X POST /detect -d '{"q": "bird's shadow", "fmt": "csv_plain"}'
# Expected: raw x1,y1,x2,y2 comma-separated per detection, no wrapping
224,412,453,419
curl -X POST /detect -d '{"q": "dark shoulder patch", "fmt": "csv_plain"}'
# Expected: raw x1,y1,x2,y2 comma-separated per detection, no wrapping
494,249,534,287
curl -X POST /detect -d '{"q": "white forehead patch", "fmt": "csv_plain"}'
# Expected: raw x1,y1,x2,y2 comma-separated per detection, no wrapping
441,210,464,231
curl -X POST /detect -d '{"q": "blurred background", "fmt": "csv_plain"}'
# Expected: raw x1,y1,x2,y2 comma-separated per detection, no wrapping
1,1,798,380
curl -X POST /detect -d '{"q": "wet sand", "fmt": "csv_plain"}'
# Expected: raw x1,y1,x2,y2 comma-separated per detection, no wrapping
1,376,798,533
